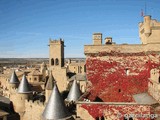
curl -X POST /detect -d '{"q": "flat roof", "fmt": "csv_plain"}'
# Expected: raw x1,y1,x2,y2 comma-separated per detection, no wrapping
133,92,158,104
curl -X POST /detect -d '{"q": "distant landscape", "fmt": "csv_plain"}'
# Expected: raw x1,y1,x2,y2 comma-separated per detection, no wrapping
0,58,85,66
0,58,49,66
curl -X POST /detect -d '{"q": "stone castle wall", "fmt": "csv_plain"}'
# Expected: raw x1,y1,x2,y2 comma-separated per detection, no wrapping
84,44,145,55
51,67,67,92
84,43,160,55
8,88,45,120
148,68,160,102
23,100,45,120
0,76,9,90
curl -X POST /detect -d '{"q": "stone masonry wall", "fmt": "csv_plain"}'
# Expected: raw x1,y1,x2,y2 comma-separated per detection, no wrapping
148,68,160,102
23,100,45,120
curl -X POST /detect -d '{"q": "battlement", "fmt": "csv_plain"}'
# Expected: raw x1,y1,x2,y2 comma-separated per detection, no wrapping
139,19,160,35
84,44,145,55
10,88,18,92
139,18,160,29
25,99,45,107
92,33,102,45
23,99,45,120
139,15,160,44
85,18,160,56
49,38,64,45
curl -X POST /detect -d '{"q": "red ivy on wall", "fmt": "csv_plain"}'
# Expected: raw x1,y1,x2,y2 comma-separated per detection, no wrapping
86,52,160,102
81,103,153,120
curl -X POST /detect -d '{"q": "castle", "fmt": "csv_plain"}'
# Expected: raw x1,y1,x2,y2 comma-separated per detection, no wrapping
0,39,86,119
0,15,160,120
76,15,160,120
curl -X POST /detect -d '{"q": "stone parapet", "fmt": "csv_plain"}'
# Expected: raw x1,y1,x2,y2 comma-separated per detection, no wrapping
84,43,160,55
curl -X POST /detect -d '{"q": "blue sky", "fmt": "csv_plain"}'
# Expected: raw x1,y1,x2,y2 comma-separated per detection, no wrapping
0,0,160,58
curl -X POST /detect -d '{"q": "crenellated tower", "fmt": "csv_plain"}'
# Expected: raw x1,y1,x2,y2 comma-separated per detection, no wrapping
16,74,32,118
139,15,160,44
49,39,64,69
9,71,20,89
92,33,102,45
48,38,67,92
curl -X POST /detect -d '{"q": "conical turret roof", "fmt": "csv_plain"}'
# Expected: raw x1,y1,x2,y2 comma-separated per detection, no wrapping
42,83,70,120
46,72,55,90
66,79,81,102
9,71,19,84
17,74,32,93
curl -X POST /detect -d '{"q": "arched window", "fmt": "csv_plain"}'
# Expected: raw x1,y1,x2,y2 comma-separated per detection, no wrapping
55,58,59,65
51,58,54,66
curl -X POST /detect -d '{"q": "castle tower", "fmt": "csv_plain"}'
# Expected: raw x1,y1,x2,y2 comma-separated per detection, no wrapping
93,33,102,45
16,74,32,116
139,15,160,44
9,71,20,89
66,79,81,102
105,37,112,44
45,72,55,102
40,62,47,81
144,16,151,37
42,83,71,120
49,39,64,69
48,38,67,92
17,74,32,94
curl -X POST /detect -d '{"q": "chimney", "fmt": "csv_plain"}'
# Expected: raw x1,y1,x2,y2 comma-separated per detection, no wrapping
105,37,112,44
92,33,102,45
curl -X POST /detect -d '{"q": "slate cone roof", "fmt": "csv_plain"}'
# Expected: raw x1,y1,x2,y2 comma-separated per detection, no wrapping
42,83,70,120
9,71,20,84
66,79,81,102
17,74,32,93
46,72,55,90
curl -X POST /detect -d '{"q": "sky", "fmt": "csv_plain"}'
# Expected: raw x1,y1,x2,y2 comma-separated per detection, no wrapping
0,0,160,58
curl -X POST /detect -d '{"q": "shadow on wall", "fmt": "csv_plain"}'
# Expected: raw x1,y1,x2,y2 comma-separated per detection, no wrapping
0,101,20,120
